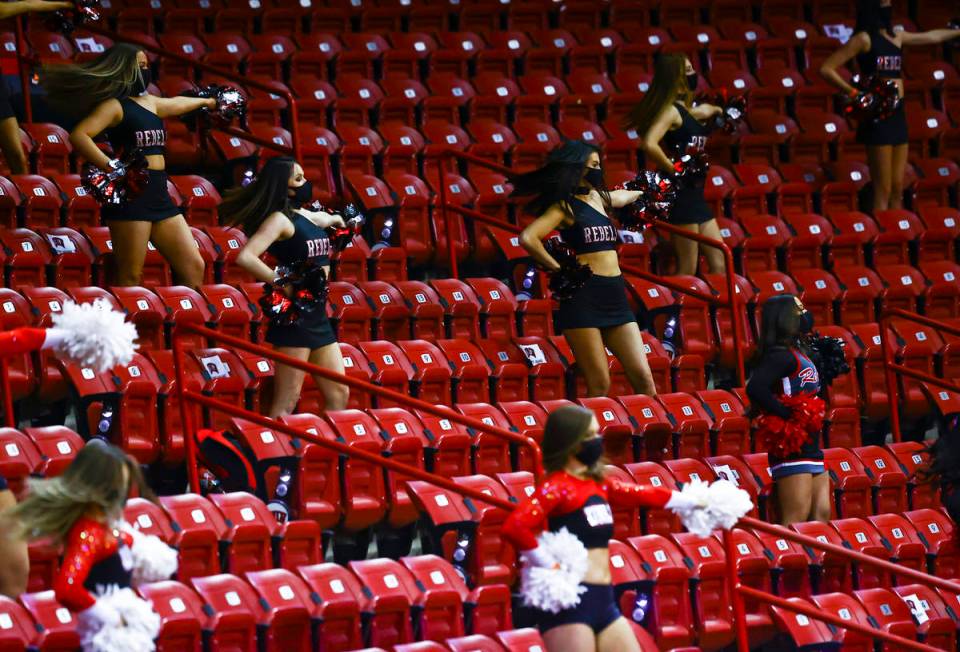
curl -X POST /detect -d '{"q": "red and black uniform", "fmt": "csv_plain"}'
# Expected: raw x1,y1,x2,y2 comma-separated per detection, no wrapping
54,517,134,612
502,470,672,634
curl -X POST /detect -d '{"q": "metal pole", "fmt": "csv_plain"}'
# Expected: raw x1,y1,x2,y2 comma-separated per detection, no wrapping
736,585,939,652
0,358,14,427
724,248,745,385
879,316,902,442
438,157,458,278
171,323,543,483
724,528,751,652
14,17,30,124
183,389,516,511
172,337,201,493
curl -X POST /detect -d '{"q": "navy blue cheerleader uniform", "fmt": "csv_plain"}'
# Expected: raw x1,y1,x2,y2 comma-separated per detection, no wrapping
102,97,178,223
747,346,825,479
855,31,907,146
663,102,711,225
265,211,337,349
555,197,635,331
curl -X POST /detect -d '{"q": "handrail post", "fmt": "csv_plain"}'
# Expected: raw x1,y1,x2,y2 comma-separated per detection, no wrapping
14,16,31,124
879,316,902,443
723,249,745,386
437,157,458,278
724,528,751,652
0,358,13,427
172,333,201,493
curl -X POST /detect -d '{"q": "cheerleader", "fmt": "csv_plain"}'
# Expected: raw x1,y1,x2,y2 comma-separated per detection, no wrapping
513,140,657,398
43,44,213,288
502,405,750,651
625,54,726,277
0,0,72,174
747,295,830,526
0,473,27,597
820,0,960,213
5,440,177,652
220,156,349,416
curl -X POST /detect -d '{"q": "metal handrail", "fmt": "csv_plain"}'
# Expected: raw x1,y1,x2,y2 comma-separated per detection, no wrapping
725,516,960,652
15,20,300,160
433,149,745,384
880,308,960,442
170,322,543,493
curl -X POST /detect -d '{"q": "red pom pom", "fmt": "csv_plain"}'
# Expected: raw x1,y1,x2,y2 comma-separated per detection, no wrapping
756,394,826,457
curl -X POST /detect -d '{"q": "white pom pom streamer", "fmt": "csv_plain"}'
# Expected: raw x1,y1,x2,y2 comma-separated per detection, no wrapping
122,523,178,585
666,478,754,537
49,299,137,373
78,587,160,652
519,527,589,614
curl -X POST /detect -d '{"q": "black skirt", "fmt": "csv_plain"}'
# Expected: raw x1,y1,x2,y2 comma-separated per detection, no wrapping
102,169,181,223
266,308,337,350
557,274,636,331
856,102,908,146
669,183,712,225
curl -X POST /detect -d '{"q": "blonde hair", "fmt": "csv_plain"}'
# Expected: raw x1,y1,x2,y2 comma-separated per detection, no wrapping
6,440,153,543
42,43,144,118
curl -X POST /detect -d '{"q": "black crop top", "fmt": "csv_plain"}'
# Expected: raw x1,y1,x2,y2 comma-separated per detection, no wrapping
856,31,902,79
547,494,614,549
267,211,331,267
558,197,619,254
663,102,709,158
107,98,167,156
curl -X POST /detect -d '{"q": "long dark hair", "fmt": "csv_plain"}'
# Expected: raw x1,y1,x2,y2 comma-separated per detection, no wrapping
916,420,960,522
7,440,154,543
855,0,894,37
43,43,144,118
758,294,803,357
541,405,604,481
508,140,609,216
219,156,296,236
625,53,691,134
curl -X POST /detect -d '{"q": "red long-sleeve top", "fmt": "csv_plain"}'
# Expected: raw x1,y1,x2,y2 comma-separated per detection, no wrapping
54,517,133,612
501,470,672,551
0,328,48,356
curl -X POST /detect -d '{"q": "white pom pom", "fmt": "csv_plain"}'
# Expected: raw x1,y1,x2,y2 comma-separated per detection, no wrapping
122,523,178,585
49,299,138,373
519,528,589,614
78,587,160,652
667,479,753,537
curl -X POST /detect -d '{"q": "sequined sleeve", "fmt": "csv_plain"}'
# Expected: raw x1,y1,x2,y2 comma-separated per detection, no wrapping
53,519,118,611
604,478,673,509
0,328,47,355
501,479,565,551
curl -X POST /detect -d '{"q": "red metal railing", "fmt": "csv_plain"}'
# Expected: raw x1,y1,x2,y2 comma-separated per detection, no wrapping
880,308,960,443
434,150,746,384
171,322,542,494
14,19,300,160
726,516,960,652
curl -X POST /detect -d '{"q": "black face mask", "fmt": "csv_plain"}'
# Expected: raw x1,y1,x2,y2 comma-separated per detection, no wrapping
575,437,604,467
290,180,313,206
799,311,814,333
583,167,604,189
131,67,151,96
686,72,698,91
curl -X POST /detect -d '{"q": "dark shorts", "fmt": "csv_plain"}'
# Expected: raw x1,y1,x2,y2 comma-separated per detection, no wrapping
102,169,181,223
266,309,337,350
557,274,636,331
0,79,13,121
0,473,7,491
769,432,825,480
856,102,908,146
669,184,712,225
537,583,621,634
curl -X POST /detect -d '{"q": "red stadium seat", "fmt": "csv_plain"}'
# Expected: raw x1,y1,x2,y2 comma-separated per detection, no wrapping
189,574,259,652
791,520,853,594
667,532,736,649
136,580,205,652
891,584,957,651
866,513,927,578
295,563,364,651
905,508,960,580
243,569,313,652
809,592,874,652
830,518,892,589
852,445,908,514
886,441,938,510
18,591,79,651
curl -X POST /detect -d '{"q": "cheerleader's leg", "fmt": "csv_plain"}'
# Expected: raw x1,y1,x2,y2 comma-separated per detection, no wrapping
697,219,726,274
775,472,813,526
867,144,894,213
597,617,642,652
810,470,831,523
564,327,612,398
889,143,908,210
0,489,28,597
542,623,597,652
269,347,311,417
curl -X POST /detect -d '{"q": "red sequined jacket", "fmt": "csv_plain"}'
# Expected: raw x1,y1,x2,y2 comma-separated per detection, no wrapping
501,470,672,551
0,328,48,355
54,517,133,612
